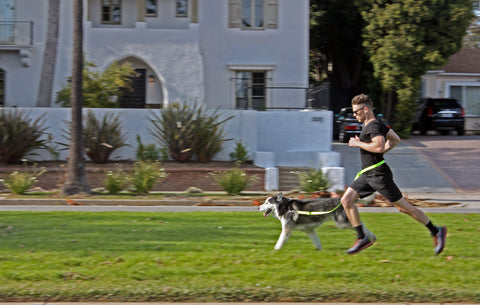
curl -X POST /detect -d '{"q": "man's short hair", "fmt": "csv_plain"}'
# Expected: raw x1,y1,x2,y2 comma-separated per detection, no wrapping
352,94,373,108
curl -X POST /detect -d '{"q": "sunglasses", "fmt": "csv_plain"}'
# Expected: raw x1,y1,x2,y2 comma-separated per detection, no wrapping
353,107,365,115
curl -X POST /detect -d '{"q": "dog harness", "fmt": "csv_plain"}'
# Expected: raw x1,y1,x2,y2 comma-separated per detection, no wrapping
296,202,342,216
354,160,385,180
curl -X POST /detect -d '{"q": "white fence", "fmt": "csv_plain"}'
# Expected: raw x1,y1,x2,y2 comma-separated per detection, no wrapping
6,107,343,191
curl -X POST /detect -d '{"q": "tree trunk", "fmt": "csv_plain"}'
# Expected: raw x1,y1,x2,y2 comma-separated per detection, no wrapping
37,0,60,107
61,0,90,195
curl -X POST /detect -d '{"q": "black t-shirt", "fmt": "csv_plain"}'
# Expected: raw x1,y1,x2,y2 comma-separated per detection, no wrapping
359,119,390,169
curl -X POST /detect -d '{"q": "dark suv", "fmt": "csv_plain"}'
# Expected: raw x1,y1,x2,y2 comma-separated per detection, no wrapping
412,98,465,135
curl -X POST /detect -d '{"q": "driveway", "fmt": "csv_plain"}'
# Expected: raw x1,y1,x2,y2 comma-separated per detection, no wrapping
403,135,480,192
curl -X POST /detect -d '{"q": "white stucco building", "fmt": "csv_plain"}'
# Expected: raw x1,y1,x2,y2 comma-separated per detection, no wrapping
0,0,310,110
0,0,345,191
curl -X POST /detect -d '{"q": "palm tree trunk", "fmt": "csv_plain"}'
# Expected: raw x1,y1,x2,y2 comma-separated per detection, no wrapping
37,0,60,107
61,0,90,195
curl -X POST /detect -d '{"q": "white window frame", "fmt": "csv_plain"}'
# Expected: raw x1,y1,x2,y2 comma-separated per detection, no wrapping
101,0,121,24
228,65,275,110
145,0,157,17
176,0,188,18
229,0,278,29
242,0,264,29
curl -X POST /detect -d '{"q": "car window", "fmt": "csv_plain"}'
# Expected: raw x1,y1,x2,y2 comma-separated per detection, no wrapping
431,100,461,110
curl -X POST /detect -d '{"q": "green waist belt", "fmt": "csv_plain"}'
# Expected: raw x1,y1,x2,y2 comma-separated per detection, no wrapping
354,160,385,180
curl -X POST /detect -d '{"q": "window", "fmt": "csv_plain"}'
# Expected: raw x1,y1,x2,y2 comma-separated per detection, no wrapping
176,0,188,17
102,0,121,24
234,71,267,110
229,0,278,29
449,85,480,116
146,0,157,17
242,0,263,28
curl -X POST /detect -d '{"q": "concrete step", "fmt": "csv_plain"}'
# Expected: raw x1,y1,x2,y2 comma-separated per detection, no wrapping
278,167,311,191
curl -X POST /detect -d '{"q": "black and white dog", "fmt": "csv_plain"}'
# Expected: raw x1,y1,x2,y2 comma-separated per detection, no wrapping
259,193,375,250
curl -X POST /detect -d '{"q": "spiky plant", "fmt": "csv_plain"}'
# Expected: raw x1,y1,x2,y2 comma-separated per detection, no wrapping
83,110,128,163
149,103,199,162
193,110,233,163
149,103,233,163
0,109,48,163
62,110,128,163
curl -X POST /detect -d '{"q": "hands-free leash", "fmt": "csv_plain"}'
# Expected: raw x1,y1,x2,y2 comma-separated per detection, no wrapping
296,160,385,216
297,202,342,215
354,160,385,180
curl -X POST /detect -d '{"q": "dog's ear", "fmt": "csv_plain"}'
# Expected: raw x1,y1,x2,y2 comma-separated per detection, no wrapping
277,192,283,201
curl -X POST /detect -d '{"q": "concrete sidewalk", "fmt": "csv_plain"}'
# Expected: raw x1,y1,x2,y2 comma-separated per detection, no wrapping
0,302,474,305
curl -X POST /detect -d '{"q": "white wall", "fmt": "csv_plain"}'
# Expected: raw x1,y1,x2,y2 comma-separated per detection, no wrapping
9,108,336,166
199,0,310,109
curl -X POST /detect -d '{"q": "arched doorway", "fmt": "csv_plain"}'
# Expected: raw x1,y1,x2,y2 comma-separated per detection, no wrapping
116,56,164,108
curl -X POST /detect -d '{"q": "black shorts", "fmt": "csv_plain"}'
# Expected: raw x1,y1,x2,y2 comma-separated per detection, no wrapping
350,164,403,203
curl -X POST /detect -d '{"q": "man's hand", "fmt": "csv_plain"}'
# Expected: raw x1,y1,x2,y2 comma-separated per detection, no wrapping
349,135,362,147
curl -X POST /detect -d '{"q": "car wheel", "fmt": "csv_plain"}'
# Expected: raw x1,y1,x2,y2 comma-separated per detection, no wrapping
457,127,465,136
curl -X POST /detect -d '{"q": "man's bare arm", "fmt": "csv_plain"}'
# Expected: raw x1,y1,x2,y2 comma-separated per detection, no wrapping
384,129,401,153
348,134,385,153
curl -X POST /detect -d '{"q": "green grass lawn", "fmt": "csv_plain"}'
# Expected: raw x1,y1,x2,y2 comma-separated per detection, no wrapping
0,211,478,302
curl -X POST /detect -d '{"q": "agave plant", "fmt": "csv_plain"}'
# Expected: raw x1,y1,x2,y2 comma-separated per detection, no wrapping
149,103,233,163
149,103,199,162
192,110,233,163
0,109,48,163
62,110,128,163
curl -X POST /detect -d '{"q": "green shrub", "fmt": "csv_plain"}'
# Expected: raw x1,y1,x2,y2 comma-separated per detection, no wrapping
211,165,258,195
149,103,233,163
56,60,137,108
104,164,129,194
62,110,128,163
296,168,332,192
0,161,46,194
229,141,250,165
131,160,168,194
135,135,159,161
0,109,48,163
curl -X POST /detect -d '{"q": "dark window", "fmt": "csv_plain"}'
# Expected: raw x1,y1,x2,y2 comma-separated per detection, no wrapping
234,71,266,110
146,0,157,16
102,0,121,24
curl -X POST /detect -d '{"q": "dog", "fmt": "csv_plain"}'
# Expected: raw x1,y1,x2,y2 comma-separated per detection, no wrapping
258,193,375,250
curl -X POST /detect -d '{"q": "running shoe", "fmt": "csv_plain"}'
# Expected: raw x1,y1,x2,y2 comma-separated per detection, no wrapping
346,236,373,255
433,226,447,255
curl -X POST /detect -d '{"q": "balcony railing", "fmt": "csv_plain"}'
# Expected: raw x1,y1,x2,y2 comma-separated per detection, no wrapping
0,21,33,46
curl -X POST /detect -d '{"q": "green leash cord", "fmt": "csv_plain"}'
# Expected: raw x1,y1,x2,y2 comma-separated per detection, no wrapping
354,160,385,180
297,203,342,216
296,160,386,216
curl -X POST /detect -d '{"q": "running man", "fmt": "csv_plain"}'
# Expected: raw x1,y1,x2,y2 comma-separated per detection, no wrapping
340,94,447,255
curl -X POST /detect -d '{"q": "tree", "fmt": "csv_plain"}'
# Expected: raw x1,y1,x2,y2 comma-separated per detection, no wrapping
310,0,373,112
360,0,474,136
56,60,136,108
37,0,60,107
61,0,90,195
